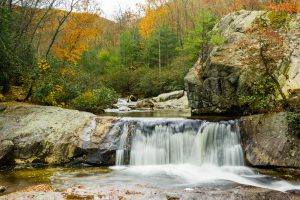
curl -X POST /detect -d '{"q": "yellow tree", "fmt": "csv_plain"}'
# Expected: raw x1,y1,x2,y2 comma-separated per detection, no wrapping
139,6,168,37
53,12,98,64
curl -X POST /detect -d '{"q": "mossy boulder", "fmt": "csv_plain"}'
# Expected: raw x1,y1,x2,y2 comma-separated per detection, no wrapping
0,103,118,166
240,112,300,168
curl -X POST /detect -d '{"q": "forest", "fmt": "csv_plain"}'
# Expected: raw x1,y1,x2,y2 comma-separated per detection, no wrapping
1,0,299,113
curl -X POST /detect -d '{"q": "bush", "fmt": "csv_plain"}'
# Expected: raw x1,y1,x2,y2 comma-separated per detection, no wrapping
267,11,288,29
102,64,190,98
239,75,277,113
287,112,300,136
133,65,188,97
71,87,119,113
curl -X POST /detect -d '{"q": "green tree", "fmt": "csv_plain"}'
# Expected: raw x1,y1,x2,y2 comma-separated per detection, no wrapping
0,4,35,94
181,9,221,64
142,26,178,70
119,28,141,69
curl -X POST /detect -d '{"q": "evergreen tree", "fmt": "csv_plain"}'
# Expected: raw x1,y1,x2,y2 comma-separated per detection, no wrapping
119,28,141,69
142,26,178,70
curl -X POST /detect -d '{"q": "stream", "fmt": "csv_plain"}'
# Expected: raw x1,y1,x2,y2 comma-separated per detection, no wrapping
1,112,300,198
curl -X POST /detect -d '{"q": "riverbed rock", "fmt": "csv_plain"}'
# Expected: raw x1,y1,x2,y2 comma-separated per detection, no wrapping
1,184,299,200
240,112,300,168
153,90,184,102
154,92,189,110
136,99,155,109
0,103,118,166
185,10,300,115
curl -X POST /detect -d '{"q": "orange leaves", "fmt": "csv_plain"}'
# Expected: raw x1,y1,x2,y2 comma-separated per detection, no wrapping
139,7,168,37
269,2,300,13
53,12,98,64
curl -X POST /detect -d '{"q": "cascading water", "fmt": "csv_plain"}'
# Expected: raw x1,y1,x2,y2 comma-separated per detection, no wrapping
111,118,300,192
115,123,129,165
115,118,244,167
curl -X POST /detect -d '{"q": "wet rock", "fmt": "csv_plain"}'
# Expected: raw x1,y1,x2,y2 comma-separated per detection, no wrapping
86,149,116,166
240,112,300,168
0,140,14,166
2,184,298,200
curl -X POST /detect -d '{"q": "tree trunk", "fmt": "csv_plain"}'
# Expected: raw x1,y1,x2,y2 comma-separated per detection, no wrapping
45,0,77,57
260,42,290,110
23,84,33,102
267,72,290,110
158,29,161,73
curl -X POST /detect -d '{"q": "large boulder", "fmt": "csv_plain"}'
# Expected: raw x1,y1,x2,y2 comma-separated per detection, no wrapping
185,10,300,115
240,112,300,168
0,103,118,166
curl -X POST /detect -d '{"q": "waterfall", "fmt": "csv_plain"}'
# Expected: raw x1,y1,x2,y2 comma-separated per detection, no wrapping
116,123,129,165
115,118,244,166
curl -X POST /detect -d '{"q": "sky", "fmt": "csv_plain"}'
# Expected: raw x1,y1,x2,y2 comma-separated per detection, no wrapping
98,0,146,20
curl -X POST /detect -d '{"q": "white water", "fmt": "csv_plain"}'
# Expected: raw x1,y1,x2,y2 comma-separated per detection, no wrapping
112,118,300,192
81,117,96,149
116,123,129,165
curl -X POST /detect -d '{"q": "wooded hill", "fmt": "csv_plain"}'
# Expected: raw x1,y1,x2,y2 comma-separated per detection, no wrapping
1,0,299,113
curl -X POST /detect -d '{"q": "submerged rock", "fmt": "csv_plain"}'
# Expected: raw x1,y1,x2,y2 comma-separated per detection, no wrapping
0,103,118,166
1,184,299,200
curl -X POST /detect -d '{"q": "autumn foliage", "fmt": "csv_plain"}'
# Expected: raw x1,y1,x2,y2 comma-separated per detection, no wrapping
269,2,300,13
53,13,98,64
139,7,168,37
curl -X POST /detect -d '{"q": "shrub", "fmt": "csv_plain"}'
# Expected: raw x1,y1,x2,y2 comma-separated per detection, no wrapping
267,11,288,29
71,87,119,113
287,112,300,136
239,75,277,113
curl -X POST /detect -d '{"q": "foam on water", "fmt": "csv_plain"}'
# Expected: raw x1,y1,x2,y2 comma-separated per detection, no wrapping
111,118,300,192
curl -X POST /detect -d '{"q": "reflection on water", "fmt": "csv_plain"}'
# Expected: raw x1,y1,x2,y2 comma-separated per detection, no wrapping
0,167,111,195
1,165,300,196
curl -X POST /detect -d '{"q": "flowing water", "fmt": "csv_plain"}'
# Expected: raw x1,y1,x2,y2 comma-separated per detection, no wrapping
110,118,300,192
1,117,300,196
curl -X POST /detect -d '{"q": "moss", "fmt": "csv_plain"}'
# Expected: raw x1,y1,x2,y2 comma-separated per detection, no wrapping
287,112,300,137
267,11,288,29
